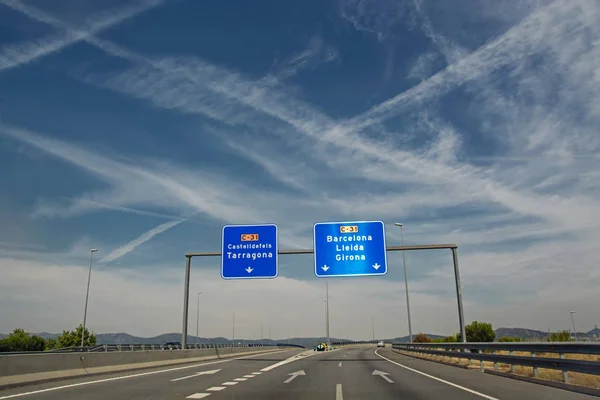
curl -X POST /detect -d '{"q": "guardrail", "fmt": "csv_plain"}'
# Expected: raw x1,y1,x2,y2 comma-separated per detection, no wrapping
0,342,303,356
392,342,600,384
331,341,383,346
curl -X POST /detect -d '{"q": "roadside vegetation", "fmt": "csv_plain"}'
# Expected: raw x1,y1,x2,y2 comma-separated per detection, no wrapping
0,325,96,352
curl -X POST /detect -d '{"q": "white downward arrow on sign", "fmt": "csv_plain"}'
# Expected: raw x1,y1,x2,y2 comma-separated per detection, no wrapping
283,370,306,384
170,369,221,382
321,265,330,272
372,370,393,383
246,267,253,273
372,263,381,270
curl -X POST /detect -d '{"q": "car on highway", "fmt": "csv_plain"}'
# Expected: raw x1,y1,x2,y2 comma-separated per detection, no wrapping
377,341,385,347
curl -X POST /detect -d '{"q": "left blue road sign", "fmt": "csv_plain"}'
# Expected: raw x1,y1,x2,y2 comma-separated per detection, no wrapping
221,224,278,279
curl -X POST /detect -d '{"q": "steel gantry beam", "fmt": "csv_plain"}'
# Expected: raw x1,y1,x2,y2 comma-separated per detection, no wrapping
182,244,465,348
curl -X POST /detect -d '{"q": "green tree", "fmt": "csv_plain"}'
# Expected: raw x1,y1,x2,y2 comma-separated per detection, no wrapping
413,333,432,343
55,324,97,348
0,329,47,352
457,321,495,342
45,338,58,350
442,335,458,342
498,336,522,342
548,330,571,342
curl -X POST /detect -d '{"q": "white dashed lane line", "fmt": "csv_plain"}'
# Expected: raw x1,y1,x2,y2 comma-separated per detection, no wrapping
184,349,327,399
206,387,226,392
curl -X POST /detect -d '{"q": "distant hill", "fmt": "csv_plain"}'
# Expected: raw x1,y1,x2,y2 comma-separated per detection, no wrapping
2,326,597,344
387,334,445,342
95,333,353,347
494,327,548,340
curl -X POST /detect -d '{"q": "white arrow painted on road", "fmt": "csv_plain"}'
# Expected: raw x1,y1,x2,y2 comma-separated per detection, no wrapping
170,369,221,382
283,370,306,384
321,265,330,272
372,370,393,383
372,263,381,270
245,266,253,273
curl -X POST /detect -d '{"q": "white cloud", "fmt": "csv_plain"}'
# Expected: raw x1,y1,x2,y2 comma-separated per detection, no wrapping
98,218,187,264
0,0,164,72
270,35,339,80
2,0,600,337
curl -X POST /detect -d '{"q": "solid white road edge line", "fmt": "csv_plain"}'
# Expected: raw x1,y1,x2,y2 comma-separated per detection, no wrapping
374,349,500,400
0,349,297,400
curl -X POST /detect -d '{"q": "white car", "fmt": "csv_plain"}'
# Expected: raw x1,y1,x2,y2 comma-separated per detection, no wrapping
377,341,385,347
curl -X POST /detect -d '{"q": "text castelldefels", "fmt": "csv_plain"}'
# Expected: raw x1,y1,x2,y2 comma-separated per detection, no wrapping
314,221,388,278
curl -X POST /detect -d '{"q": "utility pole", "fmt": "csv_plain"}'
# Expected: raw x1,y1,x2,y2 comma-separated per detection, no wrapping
81,249,98,347
394,223,413,343
570,311,577,342
196,292,202,345
372,316,375,341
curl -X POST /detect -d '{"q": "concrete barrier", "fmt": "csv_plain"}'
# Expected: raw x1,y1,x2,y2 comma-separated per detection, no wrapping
0,347,286,378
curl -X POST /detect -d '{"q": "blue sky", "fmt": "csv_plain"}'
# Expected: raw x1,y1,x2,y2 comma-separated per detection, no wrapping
1,0,599,340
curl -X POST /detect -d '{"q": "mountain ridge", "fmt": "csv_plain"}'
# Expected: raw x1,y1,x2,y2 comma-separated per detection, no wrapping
2,327,598,344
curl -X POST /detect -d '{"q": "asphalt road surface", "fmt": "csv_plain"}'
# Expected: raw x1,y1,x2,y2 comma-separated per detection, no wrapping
0,347,597,399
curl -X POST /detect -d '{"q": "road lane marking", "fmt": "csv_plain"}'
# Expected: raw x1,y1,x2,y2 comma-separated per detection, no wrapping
186,394,211,399
222,382,238,386
338,362,342,367
243,375,255,378
170,369,221,382
259,350,323,372
206,387,226,391
0,349,298,400
375,349,500,400
251,372,262,375
372,370,394,383
336,384,343,400
234,378,247,381
283,370,306,384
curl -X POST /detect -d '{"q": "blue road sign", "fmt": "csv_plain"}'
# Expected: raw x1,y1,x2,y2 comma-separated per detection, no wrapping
314,221,387,278
221,224,278,280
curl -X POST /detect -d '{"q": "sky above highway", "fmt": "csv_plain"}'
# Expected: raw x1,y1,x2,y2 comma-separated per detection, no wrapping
1,0,599,340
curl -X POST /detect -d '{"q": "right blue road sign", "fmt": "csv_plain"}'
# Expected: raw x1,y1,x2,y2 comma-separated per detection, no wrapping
313,221,387,278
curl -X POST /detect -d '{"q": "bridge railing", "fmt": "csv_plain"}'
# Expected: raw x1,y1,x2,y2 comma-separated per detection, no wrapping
391,342,600,384
0,342,302,355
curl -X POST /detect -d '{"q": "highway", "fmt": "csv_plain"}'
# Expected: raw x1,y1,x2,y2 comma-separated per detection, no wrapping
0,347,596,399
